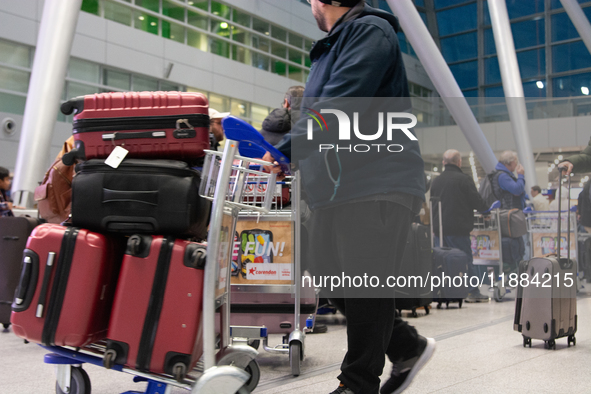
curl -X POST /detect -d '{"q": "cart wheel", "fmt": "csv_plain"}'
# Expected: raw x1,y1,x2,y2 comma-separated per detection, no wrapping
55,367,91,394
247,339,260,350
411,308,418,318
547,340,556,350
523,337,527,348
238,359,260,393
528,338,532,348
289,341,302,377
172,362,187,382
493,287,503,302
103,349,117,369
2,323,9,330
425,306,430,315
458,300,463,309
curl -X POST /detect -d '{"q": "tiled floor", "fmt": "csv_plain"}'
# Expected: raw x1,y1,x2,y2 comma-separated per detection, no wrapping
2,287,590,393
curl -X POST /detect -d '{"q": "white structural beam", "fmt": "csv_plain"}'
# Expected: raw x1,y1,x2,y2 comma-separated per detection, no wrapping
560,0,591,55
488,0,537,189
386,0,498,174
11,0,82,208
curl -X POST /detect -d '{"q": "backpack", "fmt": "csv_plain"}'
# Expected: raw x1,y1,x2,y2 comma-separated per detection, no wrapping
479,171,498,208
34,137,75,223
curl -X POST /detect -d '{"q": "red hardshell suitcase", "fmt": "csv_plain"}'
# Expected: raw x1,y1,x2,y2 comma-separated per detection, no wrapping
60,91,210,165
10,224,124,347
104,235,206,381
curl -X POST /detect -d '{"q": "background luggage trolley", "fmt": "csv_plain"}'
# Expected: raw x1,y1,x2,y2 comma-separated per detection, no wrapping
32,116,286,394
469,203,509,302
211,118,315,377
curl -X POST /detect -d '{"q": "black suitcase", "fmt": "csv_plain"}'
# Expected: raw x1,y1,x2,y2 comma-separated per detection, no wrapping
431,199,470,309
395,223,433,317
0,216,40,329
578,234,591,280
71,159,209,238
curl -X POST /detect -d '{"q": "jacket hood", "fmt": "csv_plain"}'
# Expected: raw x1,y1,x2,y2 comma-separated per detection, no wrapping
260,108,291,146
495,162,513,174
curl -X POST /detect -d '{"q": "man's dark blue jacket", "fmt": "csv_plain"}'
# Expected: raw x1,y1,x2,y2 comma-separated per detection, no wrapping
277,2,425,209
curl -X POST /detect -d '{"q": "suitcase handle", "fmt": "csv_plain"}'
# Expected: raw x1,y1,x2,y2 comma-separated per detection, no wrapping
103,189,159,206
3,236,19,241
222,116,291,175
102,131,167,141
12,250,40,312
36,252,57,318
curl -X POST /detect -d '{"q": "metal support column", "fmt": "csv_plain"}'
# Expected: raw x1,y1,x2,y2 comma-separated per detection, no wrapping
11,0,82,208
560,0,591,55
386,0,498,173
488,0,537,189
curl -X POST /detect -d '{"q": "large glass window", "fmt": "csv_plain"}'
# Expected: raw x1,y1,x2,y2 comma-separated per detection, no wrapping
187,0,208,12
188,10,208,30
450,61,478,89
0,40,30,68
551,0,587,9
484,57,501,85
211,1,230,19
163,22,185,43
434,0,474,10
209,93,230,112
483,29,496,55
253,18,270,36
0,92,27,115
518,48,545,79
553,41,591,73
231,99,249,118
0,67,29,93
271,26,287,42
505,0,544,19
523,80,546,98
67,82,99,98
81,0,99,16
251,104,269,130
132,75,158,91
188,30,208,51
436,3,477,36
252,53,270,71
232,45,250,64
232,25,250,44
553,72,591,97
289,33,303,49
103,69,130,90
271,41,287,59
69,58,100,83
441,32,478,62
552,8,591,42
209,37,230,58
233,9,251,28
104,1,132,26
163,1,185,22
136,0,159,12
211,20,231,39
512,19,545,50
134,10,159,35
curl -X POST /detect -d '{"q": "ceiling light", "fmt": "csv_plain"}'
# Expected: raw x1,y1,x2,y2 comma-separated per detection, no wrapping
138,16,145,20
536,81,544,89
150,21,157,26
582,86,590,95
558,155,563,160
433,167,438,172
220,22,228,29
554,159,559,164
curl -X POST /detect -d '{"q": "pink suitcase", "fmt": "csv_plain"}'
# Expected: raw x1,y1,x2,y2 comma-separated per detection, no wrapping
60,91,210,165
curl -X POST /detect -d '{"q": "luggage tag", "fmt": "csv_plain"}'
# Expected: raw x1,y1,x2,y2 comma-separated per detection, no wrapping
105,146,129,169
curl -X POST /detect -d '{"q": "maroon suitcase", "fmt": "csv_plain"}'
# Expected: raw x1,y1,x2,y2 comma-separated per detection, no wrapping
10,223,124,347
60,91,210,165
104,235,206,382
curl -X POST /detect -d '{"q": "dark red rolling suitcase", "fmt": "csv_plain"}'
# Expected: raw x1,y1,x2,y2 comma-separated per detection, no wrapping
10,223,124,347
0,216,40,329
60,91,210,165
104,235,206,382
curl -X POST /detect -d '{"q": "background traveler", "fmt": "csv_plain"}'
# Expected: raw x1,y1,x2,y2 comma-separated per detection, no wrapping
430,149,490,302
260,85,304,146
209,108,230,151
530,185,549,212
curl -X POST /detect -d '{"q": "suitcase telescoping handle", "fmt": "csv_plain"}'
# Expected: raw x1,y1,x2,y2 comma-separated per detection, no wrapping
429,197,443,248
222,115,291,175
557,168,571,260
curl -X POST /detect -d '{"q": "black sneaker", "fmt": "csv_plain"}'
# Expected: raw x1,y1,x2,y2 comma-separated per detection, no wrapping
330,383,355,394
380,336,435,394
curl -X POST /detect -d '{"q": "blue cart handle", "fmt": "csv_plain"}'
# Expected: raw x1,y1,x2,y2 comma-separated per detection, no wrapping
222,116,291,175
479,200,501,214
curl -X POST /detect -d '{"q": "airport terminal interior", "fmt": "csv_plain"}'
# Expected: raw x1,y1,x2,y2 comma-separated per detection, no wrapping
2,0,591,393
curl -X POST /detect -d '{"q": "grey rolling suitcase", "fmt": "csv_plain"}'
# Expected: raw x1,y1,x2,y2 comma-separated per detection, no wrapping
0,216,40,329
518,173,577,349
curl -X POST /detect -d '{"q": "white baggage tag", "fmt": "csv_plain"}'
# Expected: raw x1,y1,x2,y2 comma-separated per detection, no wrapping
105,146,129,168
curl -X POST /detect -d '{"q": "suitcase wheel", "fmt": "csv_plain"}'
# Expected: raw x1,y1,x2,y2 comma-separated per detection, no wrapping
458,300,463,309
411,308,418,318
172,362,187,383
445,301,450,309
103,349,117,370
546,340,556,350
55,366,91,394
424,306,430,315
2,323,9,330
568,335,576,347
523,337,532,348
436,302,442,309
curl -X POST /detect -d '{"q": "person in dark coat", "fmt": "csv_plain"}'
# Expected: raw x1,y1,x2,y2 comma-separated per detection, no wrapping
260,86,304,146
430,149,490,302
265,1,434,393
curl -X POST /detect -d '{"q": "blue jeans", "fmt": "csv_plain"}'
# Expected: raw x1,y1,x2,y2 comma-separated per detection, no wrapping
434,235,480,291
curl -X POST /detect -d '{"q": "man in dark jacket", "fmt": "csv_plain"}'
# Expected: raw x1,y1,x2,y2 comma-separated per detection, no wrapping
260,85,304,146
267,1,435,394
431,150,490,302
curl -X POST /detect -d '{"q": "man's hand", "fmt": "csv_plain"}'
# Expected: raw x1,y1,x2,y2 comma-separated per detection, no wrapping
516,163,525,175
262,152,285,181
558,161,574,176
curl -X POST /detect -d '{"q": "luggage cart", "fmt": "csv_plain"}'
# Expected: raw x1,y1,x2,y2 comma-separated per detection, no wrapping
221,120,315,377
40,116,287,394
470,206,507,302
